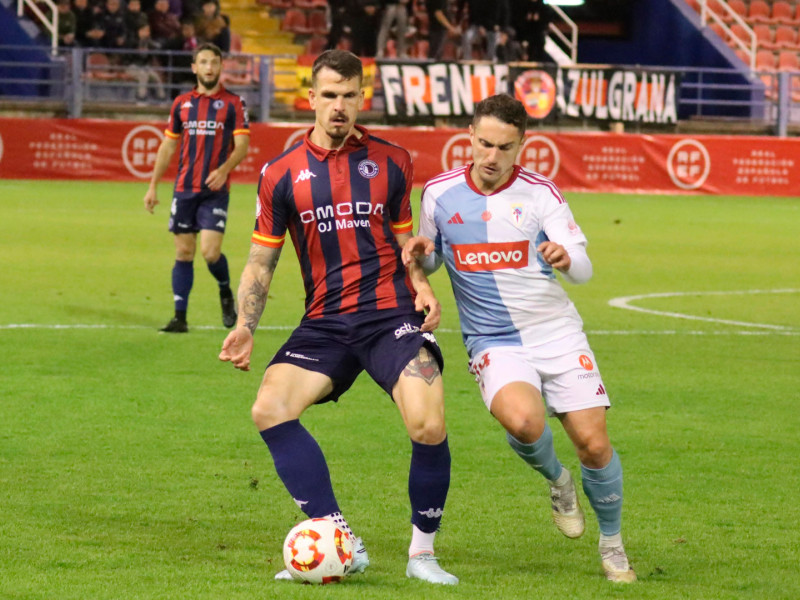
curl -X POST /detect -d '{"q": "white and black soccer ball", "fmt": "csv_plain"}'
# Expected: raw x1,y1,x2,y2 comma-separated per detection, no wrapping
282,517,353,584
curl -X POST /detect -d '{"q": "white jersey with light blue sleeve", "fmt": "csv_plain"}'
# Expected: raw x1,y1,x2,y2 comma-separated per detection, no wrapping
419,164,589,358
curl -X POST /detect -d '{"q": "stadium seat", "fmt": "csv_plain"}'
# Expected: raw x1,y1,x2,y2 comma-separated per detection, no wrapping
725,0,747,23
774,25,800,50
777,50,800,70
709,21,727,41
730,23,756,52
220,57,253,85
304,34,327,55
769,1,800,25
307,9,328,35
281,8,312,34
756,48,778,70
747,0,772,24
293,0,315,7
753,24,776,49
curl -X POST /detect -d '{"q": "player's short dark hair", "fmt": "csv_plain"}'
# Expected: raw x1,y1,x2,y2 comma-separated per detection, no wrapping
193,42,222,62
311,50,363,87
473,94,528,136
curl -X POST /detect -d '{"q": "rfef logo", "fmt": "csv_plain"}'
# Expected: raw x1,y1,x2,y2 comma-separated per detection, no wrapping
519,135,560,179
452,241,529,272
441,133,472,171
667,139,710,190
122,125,163,179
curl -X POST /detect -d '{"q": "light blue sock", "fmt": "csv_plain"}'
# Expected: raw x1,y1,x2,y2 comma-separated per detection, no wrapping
506,423,563,482
581,449,623,536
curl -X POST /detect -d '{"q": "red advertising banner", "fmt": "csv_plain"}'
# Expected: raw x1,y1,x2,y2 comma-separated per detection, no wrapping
0,117,798,196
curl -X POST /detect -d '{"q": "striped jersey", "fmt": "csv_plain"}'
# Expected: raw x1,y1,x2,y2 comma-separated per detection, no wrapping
252,125,416,319
164,85,250,192
420,164,588,357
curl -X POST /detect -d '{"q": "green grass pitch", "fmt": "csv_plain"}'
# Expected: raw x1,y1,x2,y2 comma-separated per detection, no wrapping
1,179,798,600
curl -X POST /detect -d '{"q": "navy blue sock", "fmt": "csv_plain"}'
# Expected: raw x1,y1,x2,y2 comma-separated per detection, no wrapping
206,253,231,291
171,260,194,314
259,420,340,518
409,437,451,534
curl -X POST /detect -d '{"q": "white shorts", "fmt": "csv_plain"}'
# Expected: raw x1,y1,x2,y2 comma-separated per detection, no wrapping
468,332,611,415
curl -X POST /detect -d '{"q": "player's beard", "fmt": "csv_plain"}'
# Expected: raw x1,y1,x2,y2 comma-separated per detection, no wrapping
197,73,220,91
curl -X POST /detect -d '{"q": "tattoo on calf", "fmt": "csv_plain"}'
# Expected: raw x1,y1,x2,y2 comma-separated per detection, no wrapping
402,348,441,385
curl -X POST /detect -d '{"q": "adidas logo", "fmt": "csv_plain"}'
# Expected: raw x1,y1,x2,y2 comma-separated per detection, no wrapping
294,168,316,183
447,212,464,224
596,384,606,396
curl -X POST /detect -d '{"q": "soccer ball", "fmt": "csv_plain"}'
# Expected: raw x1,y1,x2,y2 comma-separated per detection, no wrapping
282,517,353,584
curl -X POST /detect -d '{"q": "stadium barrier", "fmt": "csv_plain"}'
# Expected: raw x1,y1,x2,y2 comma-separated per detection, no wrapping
0,117,797,196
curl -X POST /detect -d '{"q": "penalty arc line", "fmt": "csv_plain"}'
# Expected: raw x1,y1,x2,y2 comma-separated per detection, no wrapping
608,288,799,331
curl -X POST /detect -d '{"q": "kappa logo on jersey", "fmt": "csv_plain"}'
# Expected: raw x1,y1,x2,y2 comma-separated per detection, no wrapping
181,101,193,109
596,384,606,396
294,168,316,183
447,212,464,224
357,159,379,178
579,355,594,370
452,241,529,272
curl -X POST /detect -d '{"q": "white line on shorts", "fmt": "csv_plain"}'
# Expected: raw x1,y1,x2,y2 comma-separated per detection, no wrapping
608,289,799,331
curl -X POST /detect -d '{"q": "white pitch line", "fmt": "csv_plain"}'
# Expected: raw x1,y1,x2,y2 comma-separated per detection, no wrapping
0,324,798,335
608,288,799,331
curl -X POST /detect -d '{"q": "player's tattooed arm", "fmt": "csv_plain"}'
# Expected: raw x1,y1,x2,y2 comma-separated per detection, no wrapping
239,244,282,334
402,347,441,386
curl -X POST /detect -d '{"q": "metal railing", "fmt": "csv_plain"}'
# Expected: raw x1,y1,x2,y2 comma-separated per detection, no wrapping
16,0,58,55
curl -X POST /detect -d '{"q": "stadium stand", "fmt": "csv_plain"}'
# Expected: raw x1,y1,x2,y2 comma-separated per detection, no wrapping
747,0,772,23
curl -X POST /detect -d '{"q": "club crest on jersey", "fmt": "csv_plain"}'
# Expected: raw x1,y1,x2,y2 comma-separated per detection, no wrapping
511,204,523,225
357,159,379,178
213,99,225,110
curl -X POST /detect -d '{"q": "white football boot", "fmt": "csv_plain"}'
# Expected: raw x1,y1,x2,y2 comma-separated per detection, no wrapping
599,536,637,583
548,468,585,538
405,553,458,585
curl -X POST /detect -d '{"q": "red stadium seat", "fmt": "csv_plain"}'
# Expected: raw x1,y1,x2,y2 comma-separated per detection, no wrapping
774,25,800,50
747,0,772,24
304,34,327,55
307,9,328,35
777,50,800,70
725,0,747,23
281,8,312,34
769,1,800,25
756,48,778,70
753,24,776,49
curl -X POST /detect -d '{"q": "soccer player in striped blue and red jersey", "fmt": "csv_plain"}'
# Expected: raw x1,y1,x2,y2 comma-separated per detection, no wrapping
143,42,250,333
219,50,458,585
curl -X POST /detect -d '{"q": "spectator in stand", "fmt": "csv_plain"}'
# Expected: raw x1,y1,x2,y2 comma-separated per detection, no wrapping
346,0,380,57
73,0,95,45
149,0,181,45
457,0,500,60
57,0,77,47
195,0,230,53
166,18,200,96
326,0,348,50
425,0,459,60
513,0,552,62
98,0,127,50
376,0,410,58
125,23,168,101
124,0,149,36
167,0,182,18
494,26,523,63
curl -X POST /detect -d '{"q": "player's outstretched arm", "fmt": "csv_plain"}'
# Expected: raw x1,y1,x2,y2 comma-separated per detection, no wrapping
143,136,178,213
219,243,282,371
401,235,435,266
397,232,441,332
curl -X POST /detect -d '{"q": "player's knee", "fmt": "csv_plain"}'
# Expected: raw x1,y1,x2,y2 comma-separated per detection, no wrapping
175,248,194,261
504,414,545,444
406,415,447,445
574,434,612,468
251,395,293,430
202,248,221,264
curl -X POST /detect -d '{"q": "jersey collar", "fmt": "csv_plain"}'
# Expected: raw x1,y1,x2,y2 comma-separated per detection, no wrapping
304,123,369,160
465,163,520,196
190,84,227,98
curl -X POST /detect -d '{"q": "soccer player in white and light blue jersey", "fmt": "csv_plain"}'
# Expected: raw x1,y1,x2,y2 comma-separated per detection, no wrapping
402,94,636,583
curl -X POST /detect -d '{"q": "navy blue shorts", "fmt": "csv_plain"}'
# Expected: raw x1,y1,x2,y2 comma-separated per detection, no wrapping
268,308,444,404
168,190,229,234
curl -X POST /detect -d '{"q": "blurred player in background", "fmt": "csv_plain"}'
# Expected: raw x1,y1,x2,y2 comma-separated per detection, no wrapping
144,42,250,333
403,94,636,583
218,50,458,585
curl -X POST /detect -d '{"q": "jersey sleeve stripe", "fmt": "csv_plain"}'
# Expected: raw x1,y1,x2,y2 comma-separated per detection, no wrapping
164,129,180,139
251,231,286,247
233,128,250,136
